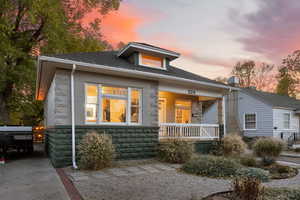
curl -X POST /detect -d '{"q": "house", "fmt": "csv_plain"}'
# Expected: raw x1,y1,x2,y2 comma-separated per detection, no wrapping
226,86,300,144
36,42,235,167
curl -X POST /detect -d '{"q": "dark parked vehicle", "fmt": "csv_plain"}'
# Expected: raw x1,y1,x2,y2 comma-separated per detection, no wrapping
0,126,33,159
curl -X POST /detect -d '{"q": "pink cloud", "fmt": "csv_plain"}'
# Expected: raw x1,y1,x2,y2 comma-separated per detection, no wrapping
230,0,300,63
81,3,162,48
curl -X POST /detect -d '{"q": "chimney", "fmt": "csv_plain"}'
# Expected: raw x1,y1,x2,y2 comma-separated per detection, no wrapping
227,76,239,87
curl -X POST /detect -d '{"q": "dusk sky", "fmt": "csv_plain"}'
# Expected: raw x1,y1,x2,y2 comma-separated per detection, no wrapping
89,0,300,79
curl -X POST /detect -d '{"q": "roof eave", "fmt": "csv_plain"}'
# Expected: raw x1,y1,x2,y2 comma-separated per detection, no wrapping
117,43,180,60
36,56,239,100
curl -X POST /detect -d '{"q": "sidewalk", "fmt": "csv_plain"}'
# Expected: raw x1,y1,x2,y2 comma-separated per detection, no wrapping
0,146,70,200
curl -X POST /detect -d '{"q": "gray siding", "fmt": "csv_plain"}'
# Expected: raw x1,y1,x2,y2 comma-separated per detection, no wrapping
237,91,273,137
54,70,72,125
45,69,159,126
44,78,56,127
202,102,218,124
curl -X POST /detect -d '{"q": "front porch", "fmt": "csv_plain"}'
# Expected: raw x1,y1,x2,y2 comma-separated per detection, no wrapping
158,89,225,140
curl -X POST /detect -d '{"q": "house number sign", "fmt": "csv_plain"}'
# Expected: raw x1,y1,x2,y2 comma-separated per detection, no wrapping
187,89,196,95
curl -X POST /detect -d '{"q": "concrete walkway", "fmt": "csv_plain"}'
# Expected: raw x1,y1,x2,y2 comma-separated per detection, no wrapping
0,146,70,200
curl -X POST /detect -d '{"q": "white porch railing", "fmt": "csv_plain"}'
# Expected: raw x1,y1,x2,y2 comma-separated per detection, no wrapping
159,123,220,140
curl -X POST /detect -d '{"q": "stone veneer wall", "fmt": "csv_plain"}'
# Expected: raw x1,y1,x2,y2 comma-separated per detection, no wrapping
46,126,159,168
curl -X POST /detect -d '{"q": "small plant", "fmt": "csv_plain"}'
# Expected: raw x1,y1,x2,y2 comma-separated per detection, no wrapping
236,167,270,182
294,148,300,153
182,155,242,178
253,137,284,166
232,177,265,200
158,139,194,163
78,132,115,170
222,134,247,156
239,155,257,167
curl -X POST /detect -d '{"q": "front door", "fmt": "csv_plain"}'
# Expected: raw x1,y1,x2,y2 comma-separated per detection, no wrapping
158,98,167,123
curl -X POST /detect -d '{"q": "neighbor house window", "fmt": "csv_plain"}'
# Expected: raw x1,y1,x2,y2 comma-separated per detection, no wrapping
175,100,191,123
283,113,290,129
85,84,142,124
244,113,256,130
140,53,164,68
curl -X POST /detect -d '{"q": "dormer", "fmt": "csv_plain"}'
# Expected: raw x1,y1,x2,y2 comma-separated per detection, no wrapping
117,42,180,70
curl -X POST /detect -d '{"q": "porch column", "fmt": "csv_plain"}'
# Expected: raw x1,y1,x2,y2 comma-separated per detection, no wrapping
222,96,226,135
217,97,226,135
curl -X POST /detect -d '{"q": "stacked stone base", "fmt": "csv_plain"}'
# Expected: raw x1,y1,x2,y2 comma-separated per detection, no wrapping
45,125,159,168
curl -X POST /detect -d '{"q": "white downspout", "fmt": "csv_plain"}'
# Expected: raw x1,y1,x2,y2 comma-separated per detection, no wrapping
71,64,78,169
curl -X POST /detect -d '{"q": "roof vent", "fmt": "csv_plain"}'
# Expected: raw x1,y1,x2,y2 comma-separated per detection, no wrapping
249,86,256,90
227,76,239,87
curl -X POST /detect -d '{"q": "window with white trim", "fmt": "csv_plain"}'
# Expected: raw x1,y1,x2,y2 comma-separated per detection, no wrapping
283,113,290,129
85,84,142,124
244,113,256,130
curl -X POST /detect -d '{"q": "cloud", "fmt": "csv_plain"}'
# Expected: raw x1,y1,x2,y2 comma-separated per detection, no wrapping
231,0,300,63
82,2,159,47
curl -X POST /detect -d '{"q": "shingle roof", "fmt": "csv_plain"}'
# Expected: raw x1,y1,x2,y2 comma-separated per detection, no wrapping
46,51,228,87
243,88,300,110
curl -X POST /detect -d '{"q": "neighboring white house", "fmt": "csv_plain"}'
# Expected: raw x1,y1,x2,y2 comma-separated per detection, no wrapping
227,87,300,144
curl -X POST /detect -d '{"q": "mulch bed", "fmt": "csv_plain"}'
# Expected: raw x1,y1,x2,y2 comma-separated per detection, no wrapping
56,168,83,200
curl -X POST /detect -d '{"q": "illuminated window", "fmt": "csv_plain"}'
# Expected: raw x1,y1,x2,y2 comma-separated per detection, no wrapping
85,85,98,122
131,89,141,123
85,84,142,124
140,53,164,68
175,100,191,123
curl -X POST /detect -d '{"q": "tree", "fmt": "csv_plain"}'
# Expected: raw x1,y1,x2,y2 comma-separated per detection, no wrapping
0,0,121,125
276,50,300,97
252,63,275,91
276,67,297,97
231,61,256,88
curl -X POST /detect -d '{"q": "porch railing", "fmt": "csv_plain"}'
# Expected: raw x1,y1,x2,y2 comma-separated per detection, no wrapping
159,123,219,139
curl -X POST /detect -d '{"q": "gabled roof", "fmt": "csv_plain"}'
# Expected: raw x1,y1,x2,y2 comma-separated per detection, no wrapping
243,88,300,110
44,51,229,87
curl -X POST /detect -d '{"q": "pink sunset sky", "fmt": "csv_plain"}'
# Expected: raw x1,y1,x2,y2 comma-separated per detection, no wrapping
85,0,300,79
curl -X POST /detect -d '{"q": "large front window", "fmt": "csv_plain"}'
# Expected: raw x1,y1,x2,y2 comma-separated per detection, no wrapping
85,84,142,124
175,100,191,123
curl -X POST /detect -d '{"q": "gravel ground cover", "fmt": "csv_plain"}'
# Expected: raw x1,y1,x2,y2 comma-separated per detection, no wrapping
65,161,300,200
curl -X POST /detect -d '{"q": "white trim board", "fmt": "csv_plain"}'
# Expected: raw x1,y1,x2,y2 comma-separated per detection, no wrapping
158,84,223,98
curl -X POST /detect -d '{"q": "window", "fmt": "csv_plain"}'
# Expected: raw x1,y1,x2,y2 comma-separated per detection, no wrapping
175,100,191,123
244,113,256,130
130,89,141,123
85,85,98,122
140,53,164,68
283,113,290,129
85,84,142,124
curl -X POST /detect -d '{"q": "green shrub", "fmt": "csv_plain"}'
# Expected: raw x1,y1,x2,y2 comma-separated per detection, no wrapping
158,139,194,163
222,134,247,156
294,148,300,153
232,177,265,200
239,155,257,167
236,167,270,182
253,138,284,166
182,155,242,178
78,132,115,170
